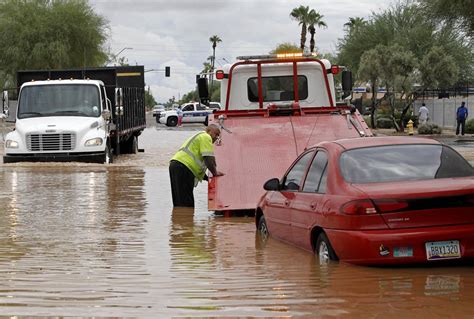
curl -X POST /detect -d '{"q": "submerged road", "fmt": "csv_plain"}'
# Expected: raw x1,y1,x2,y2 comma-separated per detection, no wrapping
0,117,473,318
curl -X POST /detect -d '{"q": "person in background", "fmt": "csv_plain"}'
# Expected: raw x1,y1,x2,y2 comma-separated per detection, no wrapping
456,101,469,136
177,106,183,127
169,124,224,207
418,103,429,125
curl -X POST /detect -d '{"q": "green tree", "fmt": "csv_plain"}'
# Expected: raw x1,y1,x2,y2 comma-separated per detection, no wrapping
358,46,384,128
290,5,311,51
270,42,301,54
344,17,367,33
419,0,474,36
359,43,459,131
145,87,157,110
307,10,327,53
419,46,459,90
164,96,177,109
338,2,471,83
209,35,222,93
0,0,109,89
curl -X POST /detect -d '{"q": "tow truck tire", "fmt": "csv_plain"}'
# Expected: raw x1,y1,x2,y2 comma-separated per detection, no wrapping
167,116,178,127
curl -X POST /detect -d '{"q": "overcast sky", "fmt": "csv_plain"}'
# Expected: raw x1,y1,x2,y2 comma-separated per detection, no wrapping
90,0,393,104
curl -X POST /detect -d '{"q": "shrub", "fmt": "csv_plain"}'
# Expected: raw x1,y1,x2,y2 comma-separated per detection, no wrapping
418,123,443,135
376,117,393,129
466,118,474,134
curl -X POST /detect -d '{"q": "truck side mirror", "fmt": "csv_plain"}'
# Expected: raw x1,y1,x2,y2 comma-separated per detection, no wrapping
115,88,123,109
101,109,111,120
341,70,353,99
2,91,9,118
197,77,210,106
114,88,124,116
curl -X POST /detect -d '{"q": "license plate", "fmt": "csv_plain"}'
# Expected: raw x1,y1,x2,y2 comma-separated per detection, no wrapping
425,240,461,261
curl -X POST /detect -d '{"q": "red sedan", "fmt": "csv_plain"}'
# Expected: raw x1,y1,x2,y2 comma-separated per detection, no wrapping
256,137,474,266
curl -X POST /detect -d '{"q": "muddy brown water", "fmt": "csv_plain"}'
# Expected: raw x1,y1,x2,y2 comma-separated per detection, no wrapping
0,119,473,318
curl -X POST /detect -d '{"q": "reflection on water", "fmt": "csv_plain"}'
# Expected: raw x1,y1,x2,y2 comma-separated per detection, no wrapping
0,125,473,317
0,165,149,316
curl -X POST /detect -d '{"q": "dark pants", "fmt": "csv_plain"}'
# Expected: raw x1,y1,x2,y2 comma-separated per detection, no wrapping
456,118,466,135
169,160,195,207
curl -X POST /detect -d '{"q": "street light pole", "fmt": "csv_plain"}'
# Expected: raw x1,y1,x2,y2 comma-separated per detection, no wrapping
106,47,133,65
114,47,133,57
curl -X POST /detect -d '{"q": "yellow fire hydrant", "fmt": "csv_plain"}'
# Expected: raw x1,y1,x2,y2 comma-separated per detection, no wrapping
407,119,414,135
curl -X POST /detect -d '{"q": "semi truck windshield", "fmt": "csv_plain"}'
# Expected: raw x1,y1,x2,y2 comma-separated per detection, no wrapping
18,84,100,119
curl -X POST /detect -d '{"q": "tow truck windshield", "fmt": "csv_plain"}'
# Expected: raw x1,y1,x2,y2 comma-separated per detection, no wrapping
18,84,100,119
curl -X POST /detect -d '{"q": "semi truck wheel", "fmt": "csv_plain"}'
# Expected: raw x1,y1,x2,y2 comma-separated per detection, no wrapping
167,117,178,127
131,136,138,154
120,136,138,154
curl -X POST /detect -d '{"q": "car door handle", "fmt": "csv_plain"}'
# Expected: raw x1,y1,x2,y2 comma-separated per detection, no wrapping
284,200,290,206
310,203,317,210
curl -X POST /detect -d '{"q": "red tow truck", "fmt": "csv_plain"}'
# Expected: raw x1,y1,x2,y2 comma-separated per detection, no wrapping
197,53,372,215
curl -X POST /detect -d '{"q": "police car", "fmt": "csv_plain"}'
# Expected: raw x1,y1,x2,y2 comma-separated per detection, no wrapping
158,102,214,126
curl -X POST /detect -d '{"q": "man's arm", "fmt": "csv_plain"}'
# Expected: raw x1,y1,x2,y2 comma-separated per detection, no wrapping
203,156,224,176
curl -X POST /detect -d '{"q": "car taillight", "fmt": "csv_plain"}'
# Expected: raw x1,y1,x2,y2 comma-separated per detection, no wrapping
341,199,378,215
373,199,410,213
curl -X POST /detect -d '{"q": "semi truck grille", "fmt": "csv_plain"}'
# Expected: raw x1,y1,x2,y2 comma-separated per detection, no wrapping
27,133,76,151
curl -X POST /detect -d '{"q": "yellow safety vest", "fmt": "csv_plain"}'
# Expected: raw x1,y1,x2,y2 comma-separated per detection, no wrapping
171,132,215,181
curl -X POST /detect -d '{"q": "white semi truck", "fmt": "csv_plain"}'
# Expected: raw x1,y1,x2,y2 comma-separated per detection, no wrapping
2,66,146,164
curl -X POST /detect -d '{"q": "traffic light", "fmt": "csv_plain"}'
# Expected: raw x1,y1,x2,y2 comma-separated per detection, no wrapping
165,66,170,77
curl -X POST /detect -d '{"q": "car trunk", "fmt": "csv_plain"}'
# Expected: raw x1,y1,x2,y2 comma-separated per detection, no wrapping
352,178,474,229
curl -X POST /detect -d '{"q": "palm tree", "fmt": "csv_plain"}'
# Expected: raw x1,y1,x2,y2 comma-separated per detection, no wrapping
290,5,311,51
344,17,367,34
307,10,327,53
209,35,222,94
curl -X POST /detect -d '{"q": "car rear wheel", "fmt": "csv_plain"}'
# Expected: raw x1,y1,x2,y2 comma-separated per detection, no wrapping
167,117,178,127
315,233,338,264
257,215,269,241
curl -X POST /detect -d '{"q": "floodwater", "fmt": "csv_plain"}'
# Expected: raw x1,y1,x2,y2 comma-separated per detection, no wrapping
0,117,474,318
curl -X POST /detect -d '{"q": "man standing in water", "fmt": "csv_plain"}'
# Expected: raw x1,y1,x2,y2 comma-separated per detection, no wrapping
169,124,224,207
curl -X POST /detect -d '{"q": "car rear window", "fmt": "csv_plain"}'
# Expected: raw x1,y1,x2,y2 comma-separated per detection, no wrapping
340,144,474,183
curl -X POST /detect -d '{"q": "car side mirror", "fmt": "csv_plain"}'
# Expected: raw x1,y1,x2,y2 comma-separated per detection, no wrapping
263,178,281,191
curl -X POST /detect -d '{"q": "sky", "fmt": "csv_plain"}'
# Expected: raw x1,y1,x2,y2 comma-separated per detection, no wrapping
90,0,393,104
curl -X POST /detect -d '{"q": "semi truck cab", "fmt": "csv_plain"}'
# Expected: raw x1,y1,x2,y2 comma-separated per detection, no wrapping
4,79,113,163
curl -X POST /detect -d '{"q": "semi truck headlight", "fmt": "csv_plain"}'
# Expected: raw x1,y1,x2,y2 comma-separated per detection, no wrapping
84,138,103,146
5,140,19,149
